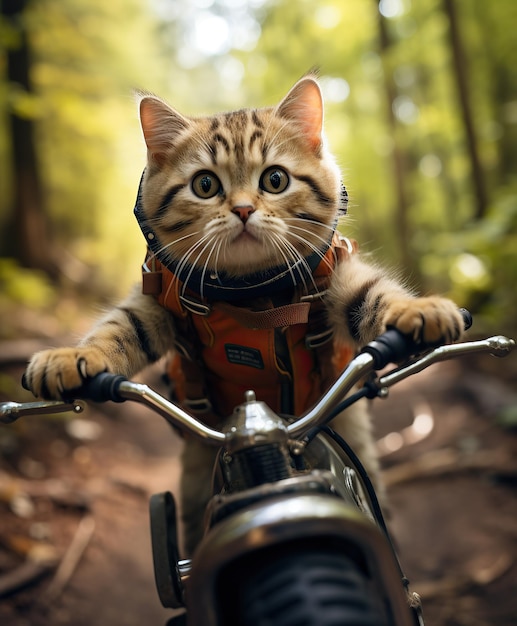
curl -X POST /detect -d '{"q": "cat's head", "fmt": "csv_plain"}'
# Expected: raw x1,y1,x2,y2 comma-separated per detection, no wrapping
136,75,343,292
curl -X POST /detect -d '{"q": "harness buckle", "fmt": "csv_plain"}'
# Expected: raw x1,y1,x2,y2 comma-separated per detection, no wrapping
305,328,334,349
179,294,211,316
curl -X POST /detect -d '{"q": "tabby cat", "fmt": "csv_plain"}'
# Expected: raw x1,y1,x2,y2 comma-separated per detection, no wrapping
25,75,464,554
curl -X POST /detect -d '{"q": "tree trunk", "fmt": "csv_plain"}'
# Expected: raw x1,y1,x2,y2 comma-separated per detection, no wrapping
442,0,488,220
374,2,413,271
3,0,59,278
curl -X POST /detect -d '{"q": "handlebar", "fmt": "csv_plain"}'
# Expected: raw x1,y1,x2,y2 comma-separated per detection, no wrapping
2,314,514,444
48,309,477,405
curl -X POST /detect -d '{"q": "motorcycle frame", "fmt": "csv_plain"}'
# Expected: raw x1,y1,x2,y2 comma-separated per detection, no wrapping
150,425,418,626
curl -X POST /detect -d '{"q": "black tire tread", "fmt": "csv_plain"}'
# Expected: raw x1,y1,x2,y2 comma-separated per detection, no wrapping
235,549,386,626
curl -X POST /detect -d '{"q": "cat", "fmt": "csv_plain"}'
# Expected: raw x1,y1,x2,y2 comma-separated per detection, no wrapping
24,74,464,555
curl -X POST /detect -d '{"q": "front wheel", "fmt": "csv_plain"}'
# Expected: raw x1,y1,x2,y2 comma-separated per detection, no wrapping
225,548,388,626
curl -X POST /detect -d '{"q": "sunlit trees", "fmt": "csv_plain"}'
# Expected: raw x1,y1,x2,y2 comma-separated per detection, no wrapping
1,0,169,288
0,0,515,333
2,0,56,276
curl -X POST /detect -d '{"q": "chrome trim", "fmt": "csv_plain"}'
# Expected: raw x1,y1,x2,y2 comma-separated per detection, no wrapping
117,381,225,444
378,335,515,389
287,352,375,439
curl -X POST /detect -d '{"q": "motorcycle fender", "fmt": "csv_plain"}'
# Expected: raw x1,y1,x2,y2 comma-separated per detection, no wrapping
187,493,414,626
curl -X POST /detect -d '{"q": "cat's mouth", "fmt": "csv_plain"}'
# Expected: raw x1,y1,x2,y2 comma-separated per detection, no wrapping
235,229,258,242
233,223,260,244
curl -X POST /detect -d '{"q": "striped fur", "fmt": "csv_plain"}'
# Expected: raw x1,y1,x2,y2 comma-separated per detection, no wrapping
25,75,463,554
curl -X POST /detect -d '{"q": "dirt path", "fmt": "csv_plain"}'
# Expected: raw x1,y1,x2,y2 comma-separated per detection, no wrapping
1,353,516,626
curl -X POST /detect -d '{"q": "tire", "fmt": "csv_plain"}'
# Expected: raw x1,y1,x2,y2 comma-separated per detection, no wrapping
228,548,387,626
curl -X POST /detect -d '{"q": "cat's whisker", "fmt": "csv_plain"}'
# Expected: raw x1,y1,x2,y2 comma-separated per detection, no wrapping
287,232,335,276
283,221,339,270
203,239,223,292
160,231,200,254
269,233,315,294
140,226,201,260
198,237,223,300
283,225,336,274
184,236,216,286
268,234,300,289
212,239,224,281
178,225,231,298
284,217,337,235
174,233,214,291
284,222,334,249
277,233,326,294
177,234,212,272
286,230,328,258
278,219,331,255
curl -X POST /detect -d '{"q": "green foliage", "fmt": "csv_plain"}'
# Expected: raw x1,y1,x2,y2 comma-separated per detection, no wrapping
448,194,517,333
0,258,55,308
0,0,168,295
241,0,517,335
497,404,517,431
0,0,515,338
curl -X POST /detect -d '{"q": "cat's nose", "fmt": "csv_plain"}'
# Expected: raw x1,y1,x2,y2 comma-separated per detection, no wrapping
232,205,255,224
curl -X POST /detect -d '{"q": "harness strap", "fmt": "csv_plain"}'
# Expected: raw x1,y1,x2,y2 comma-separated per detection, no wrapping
168,311,220,426
143,234,357,424
215,301,311,330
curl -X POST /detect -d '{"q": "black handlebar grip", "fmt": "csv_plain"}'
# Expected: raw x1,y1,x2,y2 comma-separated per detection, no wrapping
361,329,416,370
21,373,30,392
361,308,473,370
458,308,473,331
64,373,127,403
21,371,126,403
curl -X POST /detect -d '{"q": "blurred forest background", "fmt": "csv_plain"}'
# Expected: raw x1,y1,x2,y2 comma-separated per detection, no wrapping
1,4,516,624
1,0,516,341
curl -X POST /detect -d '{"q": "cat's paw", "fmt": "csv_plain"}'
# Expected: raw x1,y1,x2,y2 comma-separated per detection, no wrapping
25,346,111,400
383,296,464,345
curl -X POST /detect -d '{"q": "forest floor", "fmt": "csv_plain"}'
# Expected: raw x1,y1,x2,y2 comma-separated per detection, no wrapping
0,333,516,626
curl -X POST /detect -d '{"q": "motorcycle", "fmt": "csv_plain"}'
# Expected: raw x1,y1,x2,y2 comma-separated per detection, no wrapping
1,312,514,626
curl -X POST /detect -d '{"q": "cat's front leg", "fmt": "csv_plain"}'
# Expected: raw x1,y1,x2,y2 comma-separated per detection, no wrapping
25,287,176,399
327,254,464,347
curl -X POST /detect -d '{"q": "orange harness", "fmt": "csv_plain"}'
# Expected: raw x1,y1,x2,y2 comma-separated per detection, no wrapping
142,234,356,425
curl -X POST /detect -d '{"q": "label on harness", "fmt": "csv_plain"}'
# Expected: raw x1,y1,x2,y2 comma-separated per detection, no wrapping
225,344,264,369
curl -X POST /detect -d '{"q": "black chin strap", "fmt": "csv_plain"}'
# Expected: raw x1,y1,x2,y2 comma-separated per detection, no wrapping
339,183,348,215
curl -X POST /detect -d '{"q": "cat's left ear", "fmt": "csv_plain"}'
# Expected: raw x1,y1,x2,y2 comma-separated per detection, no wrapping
277,77,323,152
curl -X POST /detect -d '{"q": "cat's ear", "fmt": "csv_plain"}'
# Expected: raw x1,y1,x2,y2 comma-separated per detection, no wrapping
277,77,323,151
139,96,190,163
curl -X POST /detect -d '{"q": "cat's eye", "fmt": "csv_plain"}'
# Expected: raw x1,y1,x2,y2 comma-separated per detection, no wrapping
260,167,290,194
191,171,222,199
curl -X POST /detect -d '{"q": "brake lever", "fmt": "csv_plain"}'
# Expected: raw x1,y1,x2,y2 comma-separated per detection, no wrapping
0,399,85,424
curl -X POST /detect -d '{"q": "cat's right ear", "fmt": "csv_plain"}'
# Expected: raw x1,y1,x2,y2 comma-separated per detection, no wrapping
139,96,190,164
277,76,323,152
